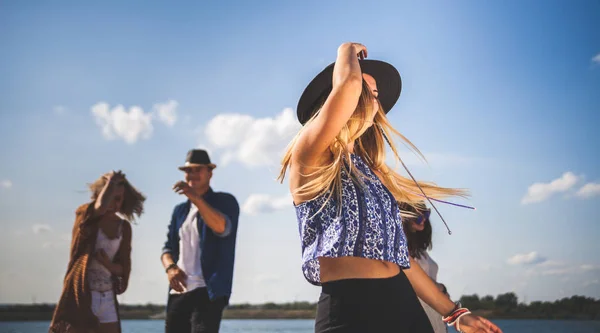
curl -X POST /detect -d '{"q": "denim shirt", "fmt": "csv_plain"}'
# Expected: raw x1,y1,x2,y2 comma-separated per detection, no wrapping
162,187,240,303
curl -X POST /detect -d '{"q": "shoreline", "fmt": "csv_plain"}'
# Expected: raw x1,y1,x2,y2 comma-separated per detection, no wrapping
1,309,599,322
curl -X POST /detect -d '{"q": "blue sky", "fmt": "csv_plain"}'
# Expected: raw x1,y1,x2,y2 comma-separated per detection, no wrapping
1,0,599,305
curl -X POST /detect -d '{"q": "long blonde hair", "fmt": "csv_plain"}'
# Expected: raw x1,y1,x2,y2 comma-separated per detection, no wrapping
278,81,468,212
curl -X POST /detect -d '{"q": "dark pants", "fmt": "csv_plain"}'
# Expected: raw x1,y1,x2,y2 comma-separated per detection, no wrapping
315,270,434,333
165,287,227,333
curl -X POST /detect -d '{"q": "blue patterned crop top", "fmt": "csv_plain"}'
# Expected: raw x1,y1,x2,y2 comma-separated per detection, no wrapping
294,153,411,285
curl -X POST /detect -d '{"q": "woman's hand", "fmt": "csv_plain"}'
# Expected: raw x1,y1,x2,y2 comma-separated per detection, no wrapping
457,314,503,333
104,170,126,184
338,42,368,60
94,249,112,269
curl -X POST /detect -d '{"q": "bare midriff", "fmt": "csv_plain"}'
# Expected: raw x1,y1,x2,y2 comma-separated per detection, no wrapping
319,256,401,283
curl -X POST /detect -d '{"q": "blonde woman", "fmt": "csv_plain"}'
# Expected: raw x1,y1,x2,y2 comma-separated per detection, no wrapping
50,171,145,333
278,42,502,333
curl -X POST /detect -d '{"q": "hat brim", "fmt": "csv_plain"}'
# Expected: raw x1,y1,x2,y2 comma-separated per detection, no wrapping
297,59,402,125
178,162,217,171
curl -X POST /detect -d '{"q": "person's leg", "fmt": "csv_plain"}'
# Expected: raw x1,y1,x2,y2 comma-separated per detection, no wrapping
190,288,227,333
165,292,193,333
90,291,121,333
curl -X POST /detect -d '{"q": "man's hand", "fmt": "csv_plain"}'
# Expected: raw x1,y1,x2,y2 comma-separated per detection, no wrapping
173,181,199,200
167,265,188,292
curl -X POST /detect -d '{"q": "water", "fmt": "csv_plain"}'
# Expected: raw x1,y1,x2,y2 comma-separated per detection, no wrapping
1,319,600,333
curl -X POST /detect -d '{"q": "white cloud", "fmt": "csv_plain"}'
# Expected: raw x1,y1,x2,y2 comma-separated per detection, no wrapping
576,182,600,199
32,224,52,234
592,53,600,64
507,252,547,265
521,172,579,204
204,108,301,167
1,180,12,189
153,100,178,127
242,193,292,215
91,102,153,144
53,105,67,115
205,114,255,148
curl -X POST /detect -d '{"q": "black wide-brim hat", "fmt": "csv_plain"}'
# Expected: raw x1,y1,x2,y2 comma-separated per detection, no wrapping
297,59,402,125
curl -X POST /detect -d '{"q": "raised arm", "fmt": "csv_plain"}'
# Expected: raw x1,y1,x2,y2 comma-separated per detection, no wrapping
294,42,367,163
93,171,125,216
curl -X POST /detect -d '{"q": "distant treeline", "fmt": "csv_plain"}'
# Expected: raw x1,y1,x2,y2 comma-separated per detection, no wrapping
1,294,599,321
459,293,600,320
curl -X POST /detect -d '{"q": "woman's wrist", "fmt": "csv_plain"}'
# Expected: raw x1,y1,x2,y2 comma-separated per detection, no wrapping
443,301,461,317
442,302,471,329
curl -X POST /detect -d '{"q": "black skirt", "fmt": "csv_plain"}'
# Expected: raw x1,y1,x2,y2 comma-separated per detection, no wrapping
315,270,434,333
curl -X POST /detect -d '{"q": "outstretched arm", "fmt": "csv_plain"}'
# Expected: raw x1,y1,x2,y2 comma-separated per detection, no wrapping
405,258,503,333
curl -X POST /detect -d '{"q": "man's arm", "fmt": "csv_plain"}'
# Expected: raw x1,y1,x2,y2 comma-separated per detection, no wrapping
189,195,229,235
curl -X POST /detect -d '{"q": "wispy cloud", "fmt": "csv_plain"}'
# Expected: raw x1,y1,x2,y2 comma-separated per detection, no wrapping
204,108,301,168
537,260,564,268
507,252,547,265
524,261,600,277
42,233,71,249
521,172,579,204
576,182,600,199
153,100,178,127
242,193,292,215
580,264,600,272
32,224,52,234
584,280,599,287
53,105,67,115
541,268,571,276
0,180,12,189
592,53,600,65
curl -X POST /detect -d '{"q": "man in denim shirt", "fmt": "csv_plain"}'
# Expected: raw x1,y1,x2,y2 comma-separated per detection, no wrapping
161,149,240,333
